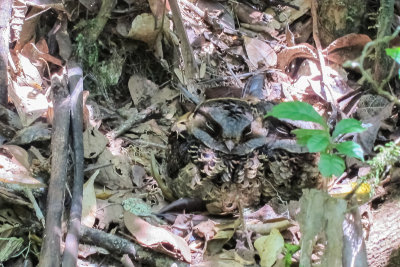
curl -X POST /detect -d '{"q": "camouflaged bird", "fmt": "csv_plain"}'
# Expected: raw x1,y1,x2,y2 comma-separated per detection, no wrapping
159,77,320,214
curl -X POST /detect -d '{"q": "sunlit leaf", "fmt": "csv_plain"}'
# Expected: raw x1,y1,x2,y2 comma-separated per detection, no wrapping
336,141,364,161
385,47,400,78
306,134,330,153
386,47,400,63
266,102,327,129
318,153,345,177
292,129,329,146
332,118,366,139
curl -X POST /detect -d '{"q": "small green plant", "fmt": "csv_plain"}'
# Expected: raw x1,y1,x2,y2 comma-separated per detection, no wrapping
266,101,367,177
385,46,400,78
364,141,400,184
283,243,300,267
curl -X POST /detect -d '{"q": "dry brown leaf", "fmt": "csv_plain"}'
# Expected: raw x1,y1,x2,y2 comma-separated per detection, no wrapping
83,126,108,159
21,39,63,66
128,13,170,46
95,149,134,190
128,74,159,106
82,170,99,227
276,43,318,70
0,145,45,188
244,36,277,70
322,34,372,65
234,2,265,25
54,14,72,61
148,0,170,19
124,212,191,263
8,81,49,127
323,33,372,55
95,199,124,230
1,145,30,170
285,24,296,47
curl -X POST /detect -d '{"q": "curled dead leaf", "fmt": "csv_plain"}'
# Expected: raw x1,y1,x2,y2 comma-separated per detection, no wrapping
124,212,191,263
276,43,318,70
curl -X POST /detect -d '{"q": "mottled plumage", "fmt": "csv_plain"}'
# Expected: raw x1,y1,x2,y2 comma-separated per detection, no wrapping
164,97,320,214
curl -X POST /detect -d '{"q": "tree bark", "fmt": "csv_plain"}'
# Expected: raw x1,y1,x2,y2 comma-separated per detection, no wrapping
317,0,367,46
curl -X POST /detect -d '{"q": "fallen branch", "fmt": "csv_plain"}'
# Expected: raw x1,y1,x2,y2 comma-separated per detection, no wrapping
62,60,84,267
79,225,189,267
39,72,70,267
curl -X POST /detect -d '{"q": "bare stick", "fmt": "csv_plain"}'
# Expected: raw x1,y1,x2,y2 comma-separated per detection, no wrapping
62,60,84,267
79,225,189,267
39,72,70,267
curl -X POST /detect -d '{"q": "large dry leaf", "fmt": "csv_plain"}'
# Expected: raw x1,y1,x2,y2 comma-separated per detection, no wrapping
254,228,284,267
322,34,371,65
95,149,134,190
128,13,170,45
82,170,99,227
21,39,62,66
323,33,372,55
95,199,124,230
124,212,191,263
0,145,45,188
128,74,159,106
83,126,108,159
148,0,170,19
8,81,49,127
244,36,277,70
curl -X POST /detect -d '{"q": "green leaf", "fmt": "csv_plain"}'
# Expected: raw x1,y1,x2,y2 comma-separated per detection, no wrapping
336,141,364,161
266,101,327,129
292,129,329,146
306,134,330,153
332,119,366,139
386,47,400,78
386,47,400,63
318,153,345,177
284,243,300,267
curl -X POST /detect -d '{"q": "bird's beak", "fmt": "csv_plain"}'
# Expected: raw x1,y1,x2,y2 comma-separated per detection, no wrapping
225,140,235,151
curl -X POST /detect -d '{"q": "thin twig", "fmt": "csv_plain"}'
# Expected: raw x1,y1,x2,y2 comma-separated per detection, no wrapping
79,225,189,267
353,27,400,106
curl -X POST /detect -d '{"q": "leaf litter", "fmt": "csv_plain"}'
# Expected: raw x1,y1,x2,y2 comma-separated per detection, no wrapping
0,0,399,266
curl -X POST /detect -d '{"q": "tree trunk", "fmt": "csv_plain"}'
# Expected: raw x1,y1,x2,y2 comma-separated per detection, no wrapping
366,192,400,267
317,0,367,46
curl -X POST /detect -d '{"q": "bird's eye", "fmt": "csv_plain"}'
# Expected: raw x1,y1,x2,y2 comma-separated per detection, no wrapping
204,121,221,136
206,121,214,131
241,125,252,141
